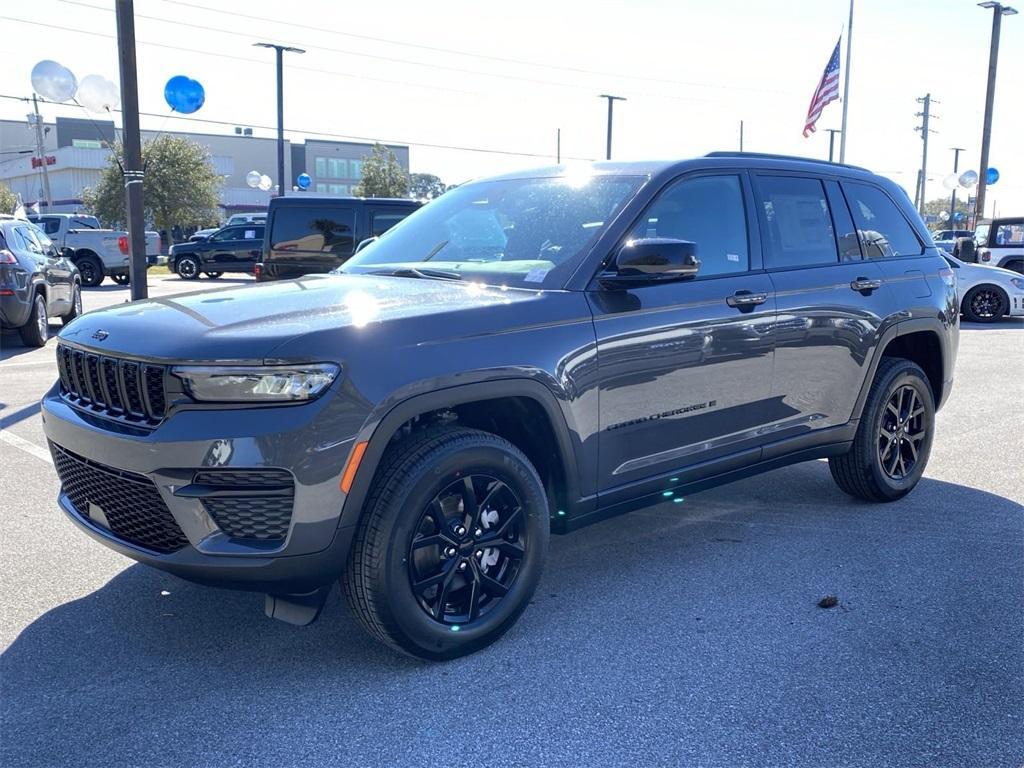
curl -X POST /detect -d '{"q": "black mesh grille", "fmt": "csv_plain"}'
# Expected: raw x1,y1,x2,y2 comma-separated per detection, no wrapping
56,344,167,425
51,444,188,553
202,496,293,540
193,468,294,541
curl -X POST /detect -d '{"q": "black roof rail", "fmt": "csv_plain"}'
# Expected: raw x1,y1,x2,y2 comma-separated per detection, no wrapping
704,151,870,172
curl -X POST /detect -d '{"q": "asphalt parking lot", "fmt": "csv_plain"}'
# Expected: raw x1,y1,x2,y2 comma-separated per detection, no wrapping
1,276,1022,768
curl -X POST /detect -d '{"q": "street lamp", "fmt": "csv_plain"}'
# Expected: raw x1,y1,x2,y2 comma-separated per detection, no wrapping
254,42,305,197
975,2,1016,222
598,94,626,160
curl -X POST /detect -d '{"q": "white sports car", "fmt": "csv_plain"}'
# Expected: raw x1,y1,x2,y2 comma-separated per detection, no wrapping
943,254,1024,323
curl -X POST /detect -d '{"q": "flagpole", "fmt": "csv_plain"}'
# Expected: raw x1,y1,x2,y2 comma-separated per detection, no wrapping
839,0,854,162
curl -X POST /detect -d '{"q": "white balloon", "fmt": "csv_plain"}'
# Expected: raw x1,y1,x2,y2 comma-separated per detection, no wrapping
942,173,959,191
958,170,979,189
77,74,119,114
246,170,262,188
258,174,273,192
939,210,950,221
31,60,78,102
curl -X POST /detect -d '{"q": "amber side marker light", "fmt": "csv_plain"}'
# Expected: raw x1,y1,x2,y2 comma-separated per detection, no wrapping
340,441,368,493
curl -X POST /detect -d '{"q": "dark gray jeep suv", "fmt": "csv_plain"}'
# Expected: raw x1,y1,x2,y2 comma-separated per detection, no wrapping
42,153,959,659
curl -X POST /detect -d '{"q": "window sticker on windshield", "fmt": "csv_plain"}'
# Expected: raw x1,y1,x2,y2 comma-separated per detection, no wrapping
524,267,549,283
244,229,256,239
727,253,740,262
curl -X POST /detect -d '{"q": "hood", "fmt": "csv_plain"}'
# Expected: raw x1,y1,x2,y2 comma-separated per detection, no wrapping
57,273,542,362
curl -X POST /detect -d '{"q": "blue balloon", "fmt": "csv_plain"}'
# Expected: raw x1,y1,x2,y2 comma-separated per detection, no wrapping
296,173,312,190
953,211,965,222
986,167,999,185
164,75,205,114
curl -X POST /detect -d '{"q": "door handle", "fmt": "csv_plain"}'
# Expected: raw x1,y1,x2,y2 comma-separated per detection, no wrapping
726,290,768,309
850,277,882,292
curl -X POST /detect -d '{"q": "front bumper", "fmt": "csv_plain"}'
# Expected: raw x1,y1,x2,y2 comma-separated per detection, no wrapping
41,384,360,592
1007,292,1024,316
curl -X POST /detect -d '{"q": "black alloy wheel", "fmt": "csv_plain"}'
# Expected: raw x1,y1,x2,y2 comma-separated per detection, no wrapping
409,475,525,626
962,285,1006,323
77,256,103,287
877,385,928,481
176,256,200,280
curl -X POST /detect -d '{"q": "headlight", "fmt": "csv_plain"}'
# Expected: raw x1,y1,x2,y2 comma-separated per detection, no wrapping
1010,278,1024,290
171,363,339,402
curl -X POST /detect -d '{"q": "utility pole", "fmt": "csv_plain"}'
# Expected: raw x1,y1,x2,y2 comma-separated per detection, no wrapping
825,129,841,162
914,94,937,215
557,128,561,164
949,147,965,223
254,42,305,197
598,94,626,160
739,120,744,151
29,96,53,211
975,2,1016,222
115,0,147,300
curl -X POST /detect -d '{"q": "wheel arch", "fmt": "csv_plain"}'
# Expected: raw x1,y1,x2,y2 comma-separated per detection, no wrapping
338,380,583,532
853,320,948,419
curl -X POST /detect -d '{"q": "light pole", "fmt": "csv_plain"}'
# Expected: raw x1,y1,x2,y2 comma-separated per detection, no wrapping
598,94,626,160
825,129,841,162
949,147,965,223
975,2,1016,221
254,42,305,197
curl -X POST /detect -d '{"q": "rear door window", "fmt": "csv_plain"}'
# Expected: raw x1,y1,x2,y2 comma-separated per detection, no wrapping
370,211,411,237
271,206,356,256
842,182,924,258
37,217,61,235
755,176,839,268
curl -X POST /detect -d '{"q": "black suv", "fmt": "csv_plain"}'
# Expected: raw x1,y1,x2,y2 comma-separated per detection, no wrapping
42,154,958,659
256,196,420,280
168,224,265,279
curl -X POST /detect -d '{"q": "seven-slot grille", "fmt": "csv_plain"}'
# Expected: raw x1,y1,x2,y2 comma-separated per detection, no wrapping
51,443,189,553
56,343,167,424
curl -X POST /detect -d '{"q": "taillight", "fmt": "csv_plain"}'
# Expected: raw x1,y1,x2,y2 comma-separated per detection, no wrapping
980,250,991,262
253,263,262,279
0,249,16,264
118,235,129,254
938,267,955,287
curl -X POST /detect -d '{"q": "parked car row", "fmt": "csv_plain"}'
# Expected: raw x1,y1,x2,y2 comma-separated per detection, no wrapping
931,217,1024,275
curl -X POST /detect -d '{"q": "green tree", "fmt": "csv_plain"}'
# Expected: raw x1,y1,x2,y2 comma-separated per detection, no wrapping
409,172,447,200
0,183,17,215
923,196,969,229
82,135,221,233
352,143,409,198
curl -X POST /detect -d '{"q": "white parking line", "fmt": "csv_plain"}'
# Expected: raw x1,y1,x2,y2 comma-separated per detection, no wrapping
0,430,52,465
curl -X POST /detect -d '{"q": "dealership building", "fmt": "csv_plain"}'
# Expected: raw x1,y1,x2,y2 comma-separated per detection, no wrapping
0,116,409,216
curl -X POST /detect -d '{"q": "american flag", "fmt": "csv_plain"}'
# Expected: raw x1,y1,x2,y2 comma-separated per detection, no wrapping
803,39,841,137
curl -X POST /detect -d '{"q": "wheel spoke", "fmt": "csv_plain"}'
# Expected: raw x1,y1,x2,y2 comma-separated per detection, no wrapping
886,448,900,475
461,476,479,526
411,533,447,551
880,427,896,441
478,480,508,516
429,499,449,529
413,559,456,595
906,439,919,461
466,567,482,622
886,400,900,419
896,451,907,478
432,563,459,620
479,571,509,597
880,440,894,462
493,505,523,539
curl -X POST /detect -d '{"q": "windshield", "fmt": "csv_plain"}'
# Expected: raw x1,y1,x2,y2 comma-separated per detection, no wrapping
340,175,645,288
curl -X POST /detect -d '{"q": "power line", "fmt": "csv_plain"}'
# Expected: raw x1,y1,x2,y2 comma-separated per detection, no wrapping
54,2,722,104
157,0,783,96
0,93,596,161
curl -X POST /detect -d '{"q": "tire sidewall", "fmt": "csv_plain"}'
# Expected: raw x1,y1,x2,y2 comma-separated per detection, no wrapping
78,257,103,287
374,441,549,659
862,365,935,498
963,285,1006,323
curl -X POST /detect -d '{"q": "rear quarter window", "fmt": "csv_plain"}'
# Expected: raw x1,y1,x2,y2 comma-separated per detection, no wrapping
270,206,355,255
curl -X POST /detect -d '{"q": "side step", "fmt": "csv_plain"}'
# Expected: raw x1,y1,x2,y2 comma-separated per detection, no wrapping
264,585,332,626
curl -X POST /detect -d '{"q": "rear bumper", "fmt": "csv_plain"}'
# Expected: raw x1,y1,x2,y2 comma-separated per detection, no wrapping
0,292,31,328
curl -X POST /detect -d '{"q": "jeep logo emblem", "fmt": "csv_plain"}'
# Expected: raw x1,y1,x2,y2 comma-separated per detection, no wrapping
92,329,109,341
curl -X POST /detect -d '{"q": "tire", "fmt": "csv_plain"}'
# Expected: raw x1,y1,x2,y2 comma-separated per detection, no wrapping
829,358,935,503
176,255,200,280
18,292,49,347
76,255,104,287
61,282,82,325
953,237,976,263
203,271,224,279
961,284,1007,323
344,426,550,660
111,273,130,286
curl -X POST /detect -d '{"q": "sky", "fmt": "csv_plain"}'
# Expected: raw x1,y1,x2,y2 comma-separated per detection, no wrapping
2,0,1022,216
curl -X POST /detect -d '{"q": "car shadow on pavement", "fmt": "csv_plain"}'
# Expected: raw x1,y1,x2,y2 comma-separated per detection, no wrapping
2,463,1022,767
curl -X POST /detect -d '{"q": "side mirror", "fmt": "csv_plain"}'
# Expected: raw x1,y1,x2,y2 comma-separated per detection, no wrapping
602,238,700,287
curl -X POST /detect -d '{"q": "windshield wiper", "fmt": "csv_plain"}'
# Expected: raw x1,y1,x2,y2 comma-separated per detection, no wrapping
368,267,463,281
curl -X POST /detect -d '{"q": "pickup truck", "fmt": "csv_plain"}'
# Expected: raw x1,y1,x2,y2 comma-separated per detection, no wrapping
28,214,161,287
